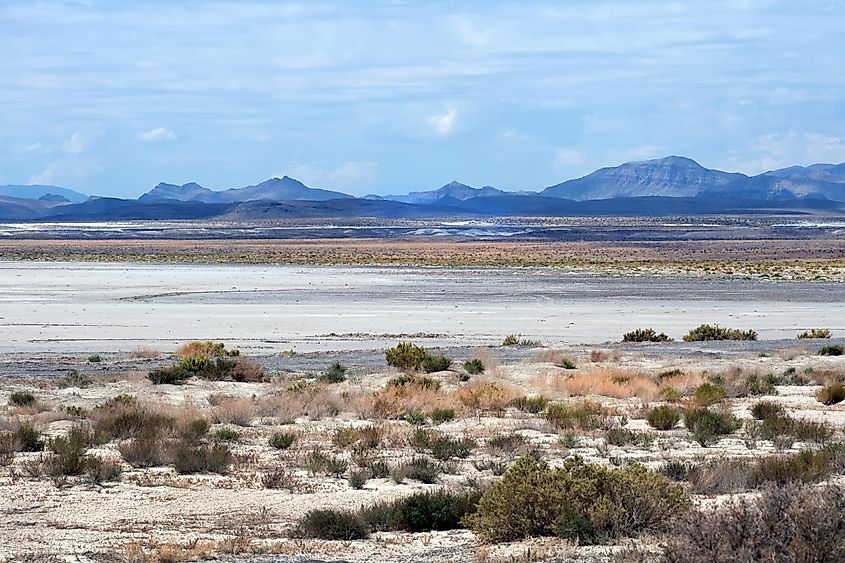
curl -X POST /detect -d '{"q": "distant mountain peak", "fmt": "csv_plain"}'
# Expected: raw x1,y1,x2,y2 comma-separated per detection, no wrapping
141,176,351,203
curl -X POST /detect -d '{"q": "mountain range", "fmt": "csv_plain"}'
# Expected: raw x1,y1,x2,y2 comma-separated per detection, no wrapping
2,156,844,221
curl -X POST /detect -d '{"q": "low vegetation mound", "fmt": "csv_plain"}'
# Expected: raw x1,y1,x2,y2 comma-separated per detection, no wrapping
463,454,686,544
797,328,831,339
385,342,427,372
622,328,672,343
683,324,758,342
816,382,845,405
664,484,845,562
818,344,844,356
646,405,681,430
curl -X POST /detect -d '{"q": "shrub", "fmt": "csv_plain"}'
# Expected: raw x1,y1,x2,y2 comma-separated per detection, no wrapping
364,489,482,532
798,328,831,339
386,374,441,391
292,509,370,540
502,334,520,346
683,408,740,447
646,405,681,430
175,340,239,358
214,427,240,441
117,431,168,468
14,423,44,452
44,425,95,476
348,469,369,489
84,456,122,484
545,401,611,431
320,362,347,383
429,435,474,461
385,342,427,372
742,374,777,397
404,410,428,426
172,442,231,474
58,370,93,389
398,457,440,484
750,400,785,420
818,345,843,356
555,357,577,370
622,328,672,343
605,428,653,447
87,354,102,363
463,358,485,375
464,454,687,544
816,382,845,405
692,382,726,406
9,391,36,408
683,324,758,342
421,354,452,373
751,445,845,486
147,365,192,385
486,433,527,456
429,408,455,424
324,455,349,478
510,395,549,414
269,430,297,450
664,484,845,563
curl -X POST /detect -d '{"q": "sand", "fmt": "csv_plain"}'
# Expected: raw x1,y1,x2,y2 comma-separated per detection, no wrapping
1,261,843,356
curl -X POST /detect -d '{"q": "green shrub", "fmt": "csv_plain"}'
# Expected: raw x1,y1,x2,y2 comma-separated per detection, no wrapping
58,370,93,389
421,354,451,373
605,428,653,447
404,410,428,426
9,391,36,408
13,423,44,452
751,445,845,486
556,357,577,369
502,335,541,347
320,362,347,383
147,365,192,385
463,454,687,544
818,344,843,356
398,457,440,484
87,354,102,363
693,382,727,406
324,455,349,478
429,408,456,424
510,395,549,414
622,328,672,343
292,509,370,540
684,408,740,447
348,469,369,489
269,430,297,450
750,400,785,420
798,328,831,339
386,374,442,391
646,405,681,430
214,427,240,441
502,334,520,346
816,383,845,405
45,425,95,476
429,435,474,460
172,442,231,474
545,401,610,431
464,358,485,375
742,374,777,397
83,455,122,484
683,324,758,342
186,418,210,439
385,342,428,372
364,489,482,532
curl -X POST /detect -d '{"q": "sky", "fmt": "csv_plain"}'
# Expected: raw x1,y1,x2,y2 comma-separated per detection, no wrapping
1,0,844,198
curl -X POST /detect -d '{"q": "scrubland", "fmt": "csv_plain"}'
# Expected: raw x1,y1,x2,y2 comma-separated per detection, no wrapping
2,335,844,562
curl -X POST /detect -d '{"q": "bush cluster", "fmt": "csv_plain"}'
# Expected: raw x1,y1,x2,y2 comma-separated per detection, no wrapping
464,454,687,544
385,342,428,372
817,382,845,405
149,355,264,384
646,405,681,430
817,344,843,356
797,328,831,339
683,408,740,446
622,328,672,343
463,358,485,375
664,484,845,562
545,401,612,431
683,324,758,342
421,354,451,373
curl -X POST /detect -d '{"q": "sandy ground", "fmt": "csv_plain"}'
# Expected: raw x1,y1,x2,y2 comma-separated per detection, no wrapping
0,261,843,356
1,344,844,562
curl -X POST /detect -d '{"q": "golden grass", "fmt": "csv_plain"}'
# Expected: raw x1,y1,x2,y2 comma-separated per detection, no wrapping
529,367,706,401
128,346,163,359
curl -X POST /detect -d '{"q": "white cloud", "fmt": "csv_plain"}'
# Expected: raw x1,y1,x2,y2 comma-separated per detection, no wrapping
139,127,178,142
23,142,43,153
427,105,457,136
729,132,845,174
284,161,378,191
62,132,86,155
553,148,583,168
29,163,57,185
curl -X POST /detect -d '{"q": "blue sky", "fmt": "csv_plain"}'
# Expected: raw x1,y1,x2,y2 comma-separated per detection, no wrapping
1,0,844,198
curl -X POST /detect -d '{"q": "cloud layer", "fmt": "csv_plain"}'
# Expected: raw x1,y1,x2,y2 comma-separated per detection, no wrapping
1,0,843,197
